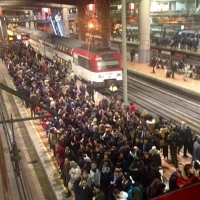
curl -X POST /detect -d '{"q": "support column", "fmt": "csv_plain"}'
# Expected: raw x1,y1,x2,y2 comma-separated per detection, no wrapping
77,1,86,41
96,0,111,47
29,10,35,30
30,22,34,29
138,0,150,63
62,7,70,37
25,22,30,29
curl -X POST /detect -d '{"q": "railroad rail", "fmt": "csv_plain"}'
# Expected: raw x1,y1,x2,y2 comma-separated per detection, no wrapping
118,69,200,134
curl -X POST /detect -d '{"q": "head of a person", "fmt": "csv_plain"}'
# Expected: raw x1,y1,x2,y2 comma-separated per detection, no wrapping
81,179,88,187
144,152,149,158
103,159,109,166
65,147,70,154
143,138,148,144
133,146,139,152
113,189,120,198
82,170,89,179
122,172,130,181
91,161,98,170
70,161,77,168
64,157,70,164
181,121,186,129
184,164,196,178
114,168,121,177
93,184,101,193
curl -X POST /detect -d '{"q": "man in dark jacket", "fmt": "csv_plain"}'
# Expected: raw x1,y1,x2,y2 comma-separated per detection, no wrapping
87,81,95,102
93,184,105,200
193,137,200,162
77,179,93,200
168,128,180,167
178,121,192,158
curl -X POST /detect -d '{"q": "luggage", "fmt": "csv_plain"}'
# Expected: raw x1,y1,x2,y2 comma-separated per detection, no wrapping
193,74,199,80
166,70,172,78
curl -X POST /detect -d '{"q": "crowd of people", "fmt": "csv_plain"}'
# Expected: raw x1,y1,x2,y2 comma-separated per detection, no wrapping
2,41,200,200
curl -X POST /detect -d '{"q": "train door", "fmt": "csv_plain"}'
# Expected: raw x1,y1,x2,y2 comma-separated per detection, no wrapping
73,54,78,75
161,50,171,69
73,54,83,78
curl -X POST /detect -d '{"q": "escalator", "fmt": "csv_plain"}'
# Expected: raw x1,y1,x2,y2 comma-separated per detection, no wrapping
50,17,63,37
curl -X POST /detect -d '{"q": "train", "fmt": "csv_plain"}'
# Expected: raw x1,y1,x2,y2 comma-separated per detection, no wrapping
14,26,123,91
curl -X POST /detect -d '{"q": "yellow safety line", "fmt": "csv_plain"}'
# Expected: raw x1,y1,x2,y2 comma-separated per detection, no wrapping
24,109,66,191
2,62,66,192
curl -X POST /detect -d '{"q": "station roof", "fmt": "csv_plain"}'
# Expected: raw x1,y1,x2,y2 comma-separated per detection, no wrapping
0,0,94,8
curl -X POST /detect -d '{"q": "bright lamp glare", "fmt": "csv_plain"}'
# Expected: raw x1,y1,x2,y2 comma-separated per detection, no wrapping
88,23,94,29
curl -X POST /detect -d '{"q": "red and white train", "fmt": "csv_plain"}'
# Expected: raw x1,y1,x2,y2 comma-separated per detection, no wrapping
14,26,123,90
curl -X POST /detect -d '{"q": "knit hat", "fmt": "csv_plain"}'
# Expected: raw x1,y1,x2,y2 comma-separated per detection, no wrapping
152,146,156,151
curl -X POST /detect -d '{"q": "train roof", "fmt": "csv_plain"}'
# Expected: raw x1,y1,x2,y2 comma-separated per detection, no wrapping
52,35,86,48
15,26,48,38
75,44,117,54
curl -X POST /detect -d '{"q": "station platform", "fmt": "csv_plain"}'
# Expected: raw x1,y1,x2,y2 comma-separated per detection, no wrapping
127,57,200,95
0,58,196,199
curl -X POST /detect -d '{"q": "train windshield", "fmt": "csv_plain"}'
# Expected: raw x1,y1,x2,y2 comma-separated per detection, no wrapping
97,60,120,71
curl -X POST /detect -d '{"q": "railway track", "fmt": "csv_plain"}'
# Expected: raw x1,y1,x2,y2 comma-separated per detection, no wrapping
0,62,56,200
118,70,200,134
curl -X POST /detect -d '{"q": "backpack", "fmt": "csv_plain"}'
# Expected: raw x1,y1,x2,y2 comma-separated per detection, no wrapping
168,132,179,146
169,171,179,191
164,131,169,143
127,186,142,200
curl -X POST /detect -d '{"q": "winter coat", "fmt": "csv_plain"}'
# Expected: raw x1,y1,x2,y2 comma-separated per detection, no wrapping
176,168,198,188
149,149,162,167
94,190,105,200
193,138,200,161
159,127,169,146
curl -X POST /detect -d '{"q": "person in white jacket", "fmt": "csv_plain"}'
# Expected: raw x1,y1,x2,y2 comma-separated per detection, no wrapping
113,189,128,200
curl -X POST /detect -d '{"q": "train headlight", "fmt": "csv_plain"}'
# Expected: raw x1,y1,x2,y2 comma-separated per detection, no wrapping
98,74,104,78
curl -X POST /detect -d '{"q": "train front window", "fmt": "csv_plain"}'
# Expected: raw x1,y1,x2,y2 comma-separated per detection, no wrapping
97,60,119,71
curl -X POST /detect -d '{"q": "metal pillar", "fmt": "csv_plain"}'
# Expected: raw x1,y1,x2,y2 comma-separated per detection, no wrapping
62,7,70,37
96,0,111,47
138,0,150,63
122,0,128,105
25,22,30,29
77,1,86,41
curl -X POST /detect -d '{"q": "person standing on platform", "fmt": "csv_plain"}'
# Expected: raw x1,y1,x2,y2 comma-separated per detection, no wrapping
168,127,180,168
130,49,136,62
183,64,188,81
87,81,95,102
93,184,105,200
76,179,93,200
193,137,200,162
178,121,192,158
109,83,118,97
152,57,157,73
171,60,176,79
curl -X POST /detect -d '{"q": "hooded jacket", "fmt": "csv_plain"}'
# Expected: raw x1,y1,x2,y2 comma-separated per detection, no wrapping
160,127,169,146
149,149,162,167
176,167,198,188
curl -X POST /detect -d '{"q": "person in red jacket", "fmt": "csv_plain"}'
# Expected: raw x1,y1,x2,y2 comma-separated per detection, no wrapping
176,164,199,188
129,102,137,113
56,144,65,172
